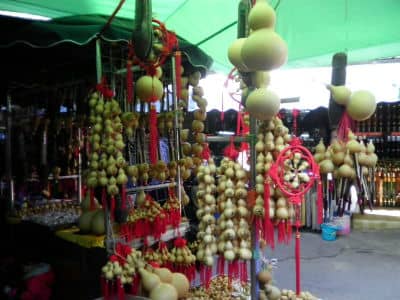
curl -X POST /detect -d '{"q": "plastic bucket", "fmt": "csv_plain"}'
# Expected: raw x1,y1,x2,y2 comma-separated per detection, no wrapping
321,223,340,241
333,214,351,236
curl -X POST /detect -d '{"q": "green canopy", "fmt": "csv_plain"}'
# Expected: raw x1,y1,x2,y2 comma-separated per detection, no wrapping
1,0,400,72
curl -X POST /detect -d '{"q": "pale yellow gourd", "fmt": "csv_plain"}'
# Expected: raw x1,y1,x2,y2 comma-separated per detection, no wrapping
241,29,288,71
136,75,163,102
227,38,250,72
245,88,280,120
248,0,276,30
326,85,351,106
149,283,178,300
346,90,376,121
170,273,190,298
139,268,161,291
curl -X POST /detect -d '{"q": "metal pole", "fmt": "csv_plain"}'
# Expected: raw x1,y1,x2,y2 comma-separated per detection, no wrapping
249,116,258,300
171,53,182,210
5,94,14,211
77,128,82,204
96,39,103,84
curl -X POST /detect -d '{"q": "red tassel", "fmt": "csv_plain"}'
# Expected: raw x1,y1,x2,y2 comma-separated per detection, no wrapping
240,260,248,284
116,278,124,300
217,256,225,275
130,274,140,295
223,137,239,160
149,105,159,165
228,261,234,287
101,277,109,299
263,181,275,249
317,180,324,225
175,51,182,99
278,221,286,244
201,142,211,160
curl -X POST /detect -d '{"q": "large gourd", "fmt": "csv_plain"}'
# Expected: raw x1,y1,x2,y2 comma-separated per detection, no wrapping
78,210,97,233
241,29,288,71
245,88,280,120
327,85,351,106
91,209,105,235
227,38,250,72
248,0,276,30
346,90,376,121
149,283,178,300
136,75,164,102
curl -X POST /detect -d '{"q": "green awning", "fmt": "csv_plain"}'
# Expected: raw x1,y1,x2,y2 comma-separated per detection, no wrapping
1,0,400,73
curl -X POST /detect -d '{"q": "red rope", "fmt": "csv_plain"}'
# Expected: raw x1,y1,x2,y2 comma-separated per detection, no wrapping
263,180,275,249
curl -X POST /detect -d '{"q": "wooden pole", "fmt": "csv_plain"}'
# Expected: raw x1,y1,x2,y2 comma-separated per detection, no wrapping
328,52,348,140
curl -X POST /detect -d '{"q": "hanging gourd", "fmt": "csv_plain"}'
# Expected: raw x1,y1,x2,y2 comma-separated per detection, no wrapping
326,85,351,106
245,88,280,120
241,29,288,71
248,0,276,30
346,90,376,121
135,75,164,102
227,38,250,72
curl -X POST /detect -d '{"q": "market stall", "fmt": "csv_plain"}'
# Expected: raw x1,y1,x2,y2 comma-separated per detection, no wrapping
1,0,397,300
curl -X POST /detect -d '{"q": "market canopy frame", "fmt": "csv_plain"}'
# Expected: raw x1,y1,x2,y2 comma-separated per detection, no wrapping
1,0,400,73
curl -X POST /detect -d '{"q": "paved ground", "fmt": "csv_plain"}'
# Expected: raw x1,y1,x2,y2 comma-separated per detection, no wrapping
263,229,400,300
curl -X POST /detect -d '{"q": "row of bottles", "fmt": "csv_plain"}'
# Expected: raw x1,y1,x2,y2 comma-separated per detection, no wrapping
356,101,400,133
374,161,400,207
363,136,400,159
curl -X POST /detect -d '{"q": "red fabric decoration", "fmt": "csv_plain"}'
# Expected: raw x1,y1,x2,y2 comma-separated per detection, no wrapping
201,142,211,160
116,277,124,300
263,181,275,249
337,111,355,142
175,51,182,99
277,221,286,244
223,137,239,160
101,276,109,300
130,274,140,295
96,77,114,99
200,265,212,289
149,105,159,165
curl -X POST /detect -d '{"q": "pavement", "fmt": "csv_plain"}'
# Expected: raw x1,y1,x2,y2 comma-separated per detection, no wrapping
263,229,400,300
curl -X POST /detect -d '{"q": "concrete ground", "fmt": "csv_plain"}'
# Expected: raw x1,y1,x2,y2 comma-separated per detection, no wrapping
263,229,400,300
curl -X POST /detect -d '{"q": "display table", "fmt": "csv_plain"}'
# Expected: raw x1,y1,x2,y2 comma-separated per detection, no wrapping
55,227,105,248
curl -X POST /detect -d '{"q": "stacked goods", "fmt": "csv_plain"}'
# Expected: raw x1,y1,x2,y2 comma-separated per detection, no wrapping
169,237,196,282
314,130,378,217
216,158,251,280
100,244,191,300
253,117,293,248
328,85,376,121
195,162,218,268
257,267,318,300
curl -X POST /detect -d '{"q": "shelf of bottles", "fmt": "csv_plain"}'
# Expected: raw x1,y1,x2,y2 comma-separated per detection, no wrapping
355,101,400,208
